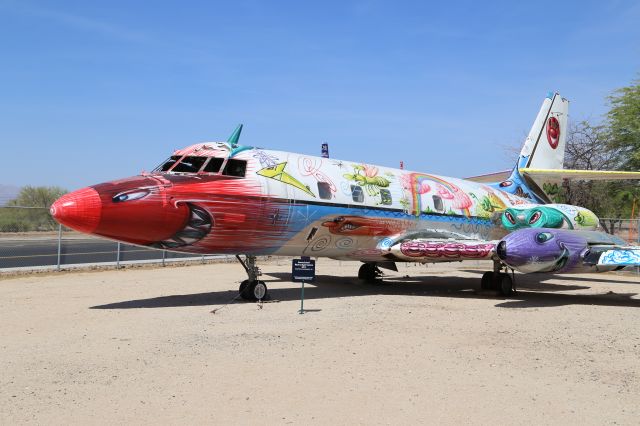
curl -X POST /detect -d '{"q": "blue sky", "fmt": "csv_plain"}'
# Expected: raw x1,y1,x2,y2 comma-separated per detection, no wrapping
1,0,639,190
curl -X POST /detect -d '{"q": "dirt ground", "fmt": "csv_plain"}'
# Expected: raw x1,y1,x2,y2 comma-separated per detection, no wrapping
1,259,640,425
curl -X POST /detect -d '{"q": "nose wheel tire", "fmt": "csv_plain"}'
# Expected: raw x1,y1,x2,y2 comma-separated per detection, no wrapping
239,280,268,301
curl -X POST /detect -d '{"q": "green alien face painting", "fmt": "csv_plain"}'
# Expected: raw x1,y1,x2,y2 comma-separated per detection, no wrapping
501,207,570,231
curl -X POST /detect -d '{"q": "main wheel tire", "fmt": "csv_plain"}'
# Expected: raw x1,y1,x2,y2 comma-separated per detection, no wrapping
358,263,380,282
238,280,250,300
498,273,513,297
358,263,369,280
480,271,494,290
251,280,268,301
240,280,268,301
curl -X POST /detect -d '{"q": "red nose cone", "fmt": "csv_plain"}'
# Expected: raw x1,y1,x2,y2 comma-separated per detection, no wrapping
50,187,102,233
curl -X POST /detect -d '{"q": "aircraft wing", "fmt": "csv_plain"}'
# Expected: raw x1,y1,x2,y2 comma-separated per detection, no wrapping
520,168,640,181
464,170,511,183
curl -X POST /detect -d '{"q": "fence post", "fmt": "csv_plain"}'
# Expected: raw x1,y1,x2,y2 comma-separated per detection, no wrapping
116,242,121,269
56,223,62,271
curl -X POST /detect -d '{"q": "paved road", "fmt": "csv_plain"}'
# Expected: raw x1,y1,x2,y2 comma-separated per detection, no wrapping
0,238,205,269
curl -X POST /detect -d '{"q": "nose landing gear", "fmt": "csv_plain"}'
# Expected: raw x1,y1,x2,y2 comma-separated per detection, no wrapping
236,255,268,301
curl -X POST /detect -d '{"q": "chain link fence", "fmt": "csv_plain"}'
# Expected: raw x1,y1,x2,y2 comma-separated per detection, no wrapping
598,218,640,245
0,207,225,270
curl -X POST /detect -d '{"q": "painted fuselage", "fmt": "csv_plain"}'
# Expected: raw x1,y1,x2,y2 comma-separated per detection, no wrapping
50,142,599,263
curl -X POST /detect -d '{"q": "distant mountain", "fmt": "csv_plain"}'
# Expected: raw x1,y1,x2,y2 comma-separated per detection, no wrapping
0,184,21,206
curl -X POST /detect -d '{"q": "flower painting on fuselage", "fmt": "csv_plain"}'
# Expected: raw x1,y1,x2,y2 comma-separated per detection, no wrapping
50,142,598,262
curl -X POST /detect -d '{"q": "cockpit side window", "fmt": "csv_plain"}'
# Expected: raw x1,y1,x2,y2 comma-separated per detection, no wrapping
203,157,224,173
171,156,207,173
154,155,181,172
222,159,246,177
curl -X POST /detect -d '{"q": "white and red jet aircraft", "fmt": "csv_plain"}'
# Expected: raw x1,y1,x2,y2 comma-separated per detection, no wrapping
51,93,640,300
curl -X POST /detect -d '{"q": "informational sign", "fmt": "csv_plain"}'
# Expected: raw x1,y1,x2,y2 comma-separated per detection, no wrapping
321,143,329,158
292,257,316,282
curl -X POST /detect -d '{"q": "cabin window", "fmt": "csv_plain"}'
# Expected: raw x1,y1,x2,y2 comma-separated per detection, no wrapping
222,159,247,177
432,195,444,212
155,156,181,172
203,157,224,173
317,182,332,200
351,185,364,203
172,156,207,173
379,189,392,205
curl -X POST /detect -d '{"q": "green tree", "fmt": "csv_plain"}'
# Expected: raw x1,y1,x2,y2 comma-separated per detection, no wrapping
7,185,67,208
607,78,640,171
0,186,67,232
560,121,621,218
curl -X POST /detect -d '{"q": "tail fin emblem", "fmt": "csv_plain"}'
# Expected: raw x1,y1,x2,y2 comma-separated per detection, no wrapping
547,117,560,149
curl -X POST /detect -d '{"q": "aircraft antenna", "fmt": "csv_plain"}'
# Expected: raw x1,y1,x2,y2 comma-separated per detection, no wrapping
227,124,243,146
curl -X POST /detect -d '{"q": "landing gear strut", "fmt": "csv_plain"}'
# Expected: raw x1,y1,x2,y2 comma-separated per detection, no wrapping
236,255,268,301
358,262,383,283
481,259,514,296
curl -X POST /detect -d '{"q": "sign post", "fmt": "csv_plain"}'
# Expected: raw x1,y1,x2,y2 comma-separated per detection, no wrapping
292,256,316,314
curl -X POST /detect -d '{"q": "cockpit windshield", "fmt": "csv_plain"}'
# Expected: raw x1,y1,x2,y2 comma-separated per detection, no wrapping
154,156,181,172
171,156,208,173
203,157,224,173
152,155,246,177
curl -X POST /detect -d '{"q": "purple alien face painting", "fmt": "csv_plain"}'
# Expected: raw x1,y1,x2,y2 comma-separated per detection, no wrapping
497,228,589,274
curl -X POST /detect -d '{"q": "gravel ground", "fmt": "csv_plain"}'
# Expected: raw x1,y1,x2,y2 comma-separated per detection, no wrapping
1,259,640,425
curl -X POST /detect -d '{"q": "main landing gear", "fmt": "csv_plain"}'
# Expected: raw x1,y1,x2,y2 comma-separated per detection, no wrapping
358,262,384,283
481,259,515,296
358,261,398,283
236,255,268,301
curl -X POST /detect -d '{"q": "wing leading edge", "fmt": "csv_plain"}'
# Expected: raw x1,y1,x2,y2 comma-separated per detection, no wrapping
520,168,640,181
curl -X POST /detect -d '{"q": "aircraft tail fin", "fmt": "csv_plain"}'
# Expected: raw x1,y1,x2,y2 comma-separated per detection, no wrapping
478,93,640,203
518,92,569,170
486,93,569,203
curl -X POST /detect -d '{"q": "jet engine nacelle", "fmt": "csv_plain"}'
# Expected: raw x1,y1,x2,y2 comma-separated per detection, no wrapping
496,228,621,274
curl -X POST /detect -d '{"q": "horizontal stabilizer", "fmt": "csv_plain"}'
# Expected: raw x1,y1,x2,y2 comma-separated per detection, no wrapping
520,168,640,181
465,170,511,183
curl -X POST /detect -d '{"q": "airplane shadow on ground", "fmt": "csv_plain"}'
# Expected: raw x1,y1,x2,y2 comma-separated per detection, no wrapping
90,269,640,310
463,269,640,286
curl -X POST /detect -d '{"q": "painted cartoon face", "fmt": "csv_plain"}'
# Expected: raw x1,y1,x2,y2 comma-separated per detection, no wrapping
497,228,588,273
51,176,201,246
501,207,568,230
321,216,402,236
